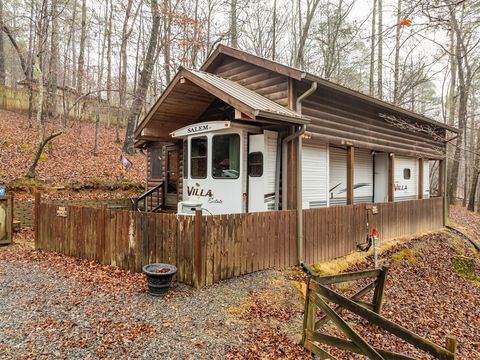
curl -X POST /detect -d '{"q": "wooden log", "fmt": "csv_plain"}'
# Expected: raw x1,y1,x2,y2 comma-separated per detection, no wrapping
312,281,455,360
313,292,384,360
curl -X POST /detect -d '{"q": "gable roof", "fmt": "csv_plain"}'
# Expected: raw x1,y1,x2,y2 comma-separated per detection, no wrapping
202,44,458,134
135,67,308,144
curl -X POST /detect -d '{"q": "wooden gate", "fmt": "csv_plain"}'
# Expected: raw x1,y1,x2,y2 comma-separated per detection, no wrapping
0,195,13,245
302,266,457,360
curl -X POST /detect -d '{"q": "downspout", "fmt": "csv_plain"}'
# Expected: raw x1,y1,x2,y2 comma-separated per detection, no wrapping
292,81,317,264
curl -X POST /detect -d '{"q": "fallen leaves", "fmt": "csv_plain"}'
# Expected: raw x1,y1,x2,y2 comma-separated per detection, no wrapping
0,109,145,185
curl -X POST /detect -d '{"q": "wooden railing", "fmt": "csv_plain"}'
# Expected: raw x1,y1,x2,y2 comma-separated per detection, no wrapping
302,266,457,359
134,182,164,212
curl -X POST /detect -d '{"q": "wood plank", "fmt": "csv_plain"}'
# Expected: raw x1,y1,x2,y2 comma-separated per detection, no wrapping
313,292,384,360
307,332,417,360
312,281,455,360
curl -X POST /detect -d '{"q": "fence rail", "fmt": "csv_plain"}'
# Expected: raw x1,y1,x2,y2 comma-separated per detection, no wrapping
35,197,444,287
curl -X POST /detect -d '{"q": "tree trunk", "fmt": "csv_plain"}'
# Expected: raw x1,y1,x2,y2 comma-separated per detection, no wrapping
122,0,161,155
106,0,113,129
393,0,401,104
230,0,238,48
48,0,59,118
467,125,480,211
369,0,376,96
0,0,5,86
77,0,87,94
377,0,383,100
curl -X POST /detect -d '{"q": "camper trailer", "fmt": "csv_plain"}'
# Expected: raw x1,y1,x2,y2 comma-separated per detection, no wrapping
134,45,455,216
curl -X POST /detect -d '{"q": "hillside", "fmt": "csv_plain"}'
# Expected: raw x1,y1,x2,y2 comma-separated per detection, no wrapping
0,109,146,187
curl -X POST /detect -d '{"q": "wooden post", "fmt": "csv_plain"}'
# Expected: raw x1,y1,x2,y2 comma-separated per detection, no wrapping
373,266,389,314
347,146,355,205
193,209,203,289
388,153,395,202
445,336,457,358
439,159,445,197
418,158,424,200
34,192,41,249
302,278,315,346
440,159,449,226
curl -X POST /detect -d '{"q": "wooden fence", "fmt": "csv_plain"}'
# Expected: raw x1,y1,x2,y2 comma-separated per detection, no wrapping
35,196,444,287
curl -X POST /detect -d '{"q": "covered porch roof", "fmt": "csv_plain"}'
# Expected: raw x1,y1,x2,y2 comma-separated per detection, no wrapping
135,68,309,146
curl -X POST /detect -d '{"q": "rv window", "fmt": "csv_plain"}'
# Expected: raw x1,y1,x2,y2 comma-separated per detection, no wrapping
212,134,240,179
183,140,188,179
403,168,411,180
151,147,162,179
248,152,263,177
191,137,207,179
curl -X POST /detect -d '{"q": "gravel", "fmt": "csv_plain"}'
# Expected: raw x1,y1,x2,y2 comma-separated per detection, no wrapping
0,245,305,359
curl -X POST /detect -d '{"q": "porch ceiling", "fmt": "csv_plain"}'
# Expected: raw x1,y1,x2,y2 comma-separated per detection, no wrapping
135,68,309,146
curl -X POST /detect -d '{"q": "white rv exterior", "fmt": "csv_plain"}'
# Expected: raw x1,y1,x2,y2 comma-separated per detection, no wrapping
173,121,283,215
329,146,374,206
172,120,432,215
394,156,418,201
302,143,328,209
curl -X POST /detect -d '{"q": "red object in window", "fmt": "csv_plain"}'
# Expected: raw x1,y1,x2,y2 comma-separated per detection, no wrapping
370,228,378,237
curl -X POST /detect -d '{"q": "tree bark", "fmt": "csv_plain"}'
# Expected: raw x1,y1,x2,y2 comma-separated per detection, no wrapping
393,0,401,104
122,0,161,155
0,0,5,86
376,0,383,100
77,0,87,94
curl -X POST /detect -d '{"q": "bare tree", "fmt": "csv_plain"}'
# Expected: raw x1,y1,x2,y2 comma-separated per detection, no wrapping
123,0,161,154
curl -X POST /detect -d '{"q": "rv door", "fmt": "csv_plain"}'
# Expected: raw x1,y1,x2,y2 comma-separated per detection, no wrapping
248,131,277,212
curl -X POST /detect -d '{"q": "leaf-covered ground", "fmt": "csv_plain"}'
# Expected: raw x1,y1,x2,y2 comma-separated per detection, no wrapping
0,109,145,185
1,210,479,359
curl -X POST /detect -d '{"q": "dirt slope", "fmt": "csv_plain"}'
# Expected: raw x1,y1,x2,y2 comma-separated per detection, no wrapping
0,109,145,184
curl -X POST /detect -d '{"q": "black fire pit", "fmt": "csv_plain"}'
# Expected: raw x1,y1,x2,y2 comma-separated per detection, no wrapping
142,263,177,297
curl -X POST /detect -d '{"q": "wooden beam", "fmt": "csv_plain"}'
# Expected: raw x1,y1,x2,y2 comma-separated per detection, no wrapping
373,266,389,314
418,158,424,199
315,279,379,329
388,153,395,202
313,268,381,285
439,159,445,197
312,281,456,360
313,293,384,360
347,146,354,205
